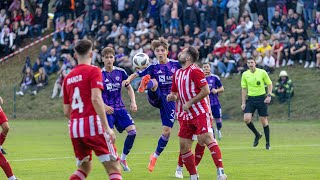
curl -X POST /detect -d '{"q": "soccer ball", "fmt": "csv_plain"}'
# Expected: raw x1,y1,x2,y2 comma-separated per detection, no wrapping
133,53,149,69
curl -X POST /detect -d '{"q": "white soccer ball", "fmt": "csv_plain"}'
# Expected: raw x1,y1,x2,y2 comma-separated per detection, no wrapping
133,53,149,69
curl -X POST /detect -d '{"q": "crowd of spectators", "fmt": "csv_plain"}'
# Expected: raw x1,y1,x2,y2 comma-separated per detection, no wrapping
2,0,319,98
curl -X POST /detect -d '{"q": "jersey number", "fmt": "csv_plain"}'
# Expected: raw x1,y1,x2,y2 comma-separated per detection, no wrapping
72,87,84,113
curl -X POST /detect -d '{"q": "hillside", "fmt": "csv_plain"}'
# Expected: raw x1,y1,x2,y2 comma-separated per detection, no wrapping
0,40,319,121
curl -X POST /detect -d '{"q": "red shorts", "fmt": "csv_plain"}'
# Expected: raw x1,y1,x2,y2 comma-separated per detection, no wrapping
0,107,8,124
178,113,212,139
71,133,118,166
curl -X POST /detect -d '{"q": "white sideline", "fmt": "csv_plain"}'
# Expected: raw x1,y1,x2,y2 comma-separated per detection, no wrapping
10,144,320,162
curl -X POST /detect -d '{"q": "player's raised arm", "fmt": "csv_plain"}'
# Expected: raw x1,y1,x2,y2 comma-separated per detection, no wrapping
124,73,139,86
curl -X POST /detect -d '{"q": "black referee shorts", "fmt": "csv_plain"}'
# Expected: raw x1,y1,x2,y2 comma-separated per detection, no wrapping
244,95,268,117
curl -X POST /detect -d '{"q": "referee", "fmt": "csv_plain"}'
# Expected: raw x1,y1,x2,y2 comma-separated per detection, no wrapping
241,58,273,150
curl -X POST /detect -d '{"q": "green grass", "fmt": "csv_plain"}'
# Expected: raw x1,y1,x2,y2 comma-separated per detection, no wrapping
1,120,319,179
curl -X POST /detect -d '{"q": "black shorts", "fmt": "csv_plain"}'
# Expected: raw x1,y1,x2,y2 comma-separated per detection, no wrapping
244,95,268,117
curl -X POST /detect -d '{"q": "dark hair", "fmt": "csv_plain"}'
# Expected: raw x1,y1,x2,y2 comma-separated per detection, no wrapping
186,46,199,62
151,37,169,50
73,39,93,56
101,47,115,56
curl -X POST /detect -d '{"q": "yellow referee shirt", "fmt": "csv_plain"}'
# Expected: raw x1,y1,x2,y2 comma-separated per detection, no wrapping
241,68,272,96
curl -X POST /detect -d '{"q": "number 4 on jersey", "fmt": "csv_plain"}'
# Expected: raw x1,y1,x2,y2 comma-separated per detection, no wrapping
72,87,84,113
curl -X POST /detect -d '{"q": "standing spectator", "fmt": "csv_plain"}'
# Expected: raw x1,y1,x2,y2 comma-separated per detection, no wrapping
102,0,113,20
197,0,208,31
272,70,294,103
8,0,21,13
206,0,218,32
147,0,160,27
0,9,7,27
0,29,14,56
170,0,183,32
88,0,102,25
183,0,199,33
53,16,66,42
213,0,228,28
227,0,240,21
75,0,85,18
160,0,171,32
241,58,273,150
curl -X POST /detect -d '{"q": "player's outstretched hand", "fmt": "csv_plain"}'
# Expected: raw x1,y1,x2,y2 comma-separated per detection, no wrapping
0,97,3,104
241,104,246,111
211,88,218,94
123,79,131,87
183,102,192,111
105,105,114,114
130,102,137,113
167,93,177,102
105,128,116,144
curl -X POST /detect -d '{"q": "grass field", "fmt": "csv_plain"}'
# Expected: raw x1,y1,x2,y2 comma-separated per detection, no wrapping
1,119,319,180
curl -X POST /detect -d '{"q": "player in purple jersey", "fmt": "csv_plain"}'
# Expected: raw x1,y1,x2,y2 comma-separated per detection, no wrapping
124,37,181,172
101,47,138,172
202,63,225,140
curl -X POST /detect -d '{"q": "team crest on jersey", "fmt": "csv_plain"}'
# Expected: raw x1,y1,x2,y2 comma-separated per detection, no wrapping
171,67,176,73
116,76,120,81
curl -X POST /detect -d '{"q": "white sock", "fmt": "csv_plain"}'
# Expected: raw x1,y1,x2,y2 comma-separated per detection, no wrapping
190,174,198,180
120,153,127,161
8,175,16,180
153,153,159,158
217,168,225,175
0,145,2,149
177,165,183,170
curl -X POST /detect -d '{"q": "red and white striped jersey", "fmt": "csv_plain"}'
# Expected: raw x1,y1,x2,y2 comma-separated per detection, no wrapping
171,64,209,121
63,64,104,138
69,115,104,138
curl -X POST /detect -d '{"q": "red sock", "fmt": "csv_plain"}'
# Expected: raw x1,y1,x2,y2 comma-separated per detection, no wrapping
178,152,183,167
207,142,223,168
181,150,197,175
0,132,7,145
195,143,205,166
109,173,122,180
69,169,87,180
0,153,13,178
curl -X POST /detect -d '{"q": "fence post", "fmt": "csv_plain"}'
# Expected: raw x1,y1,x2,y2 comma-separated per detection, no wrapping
287,95,291,120
13,86,16,119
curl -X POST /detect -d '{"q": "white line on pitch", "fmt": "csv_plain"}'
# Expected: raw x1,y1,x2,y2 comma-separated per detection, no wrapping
10,144,320,162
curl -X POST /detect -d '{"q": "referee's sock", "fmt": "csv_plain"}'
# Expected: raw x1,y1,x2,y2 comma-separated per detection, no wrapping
246,122,260,136
263,125,270,145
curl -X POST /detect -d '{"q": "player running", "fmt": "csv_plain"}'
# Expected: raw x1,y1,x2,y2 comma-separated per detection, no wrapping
63,40,122,180
124,37,181,172
0,97,19,180
101,47,137,172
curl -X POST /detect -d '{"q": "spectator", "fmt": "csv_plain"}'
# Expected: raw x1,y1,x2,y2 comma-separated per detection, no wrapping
257,40,272,57
30,7,45,39
271,10,282,33
285,36,296,66
32,57,44,73
218,50,236,78
262,50,275,74
0,9,7,27
227,0,240,21
183,0,198,32
0,29,14,56
34,67,49,94
170,0,183,32
16,67,36,96
53,16,66,42
307,37,319,69
51,67,70,99
271,39,284,67
272,70,294,104
44,48,59,75
290,36,307,65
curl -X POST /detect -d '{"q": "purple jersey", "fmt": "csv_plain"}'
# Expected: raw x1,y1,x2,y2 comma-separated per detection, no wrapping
206,74,223,106
101,66,128,110
137,59,181,96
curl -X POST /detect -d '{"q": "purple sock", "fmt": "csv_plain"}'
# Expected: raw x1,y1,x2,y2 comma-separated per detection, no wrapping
146,80,154,89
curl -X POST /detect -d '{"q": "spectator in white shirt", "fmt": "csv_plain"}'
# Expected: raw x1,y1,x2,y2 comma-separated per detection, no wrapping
263,50,275,74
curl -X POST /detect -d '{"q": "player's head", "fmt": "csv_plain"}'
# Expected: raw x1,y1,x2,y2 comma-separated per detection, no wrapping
101,47,115,68
151,37,169,62
178,46,199,65
202,63,211,76
247,58,256,70
73,39,93,63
